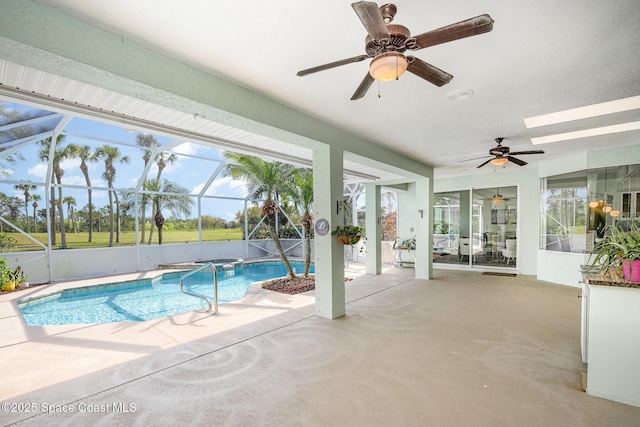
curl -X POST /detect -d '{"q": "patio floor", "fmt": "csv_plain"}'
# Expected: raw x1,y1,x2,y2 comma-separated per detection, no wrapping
1,265,639,426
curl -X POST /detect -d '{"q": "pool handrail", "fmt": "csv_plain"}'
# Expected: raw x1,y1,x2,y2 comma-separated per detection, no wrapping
180,262,218,314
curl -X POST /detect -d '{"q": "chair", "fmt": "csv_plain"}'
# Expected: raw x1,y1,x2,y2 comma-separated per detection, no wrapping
502,239,517,265
459,238,482,262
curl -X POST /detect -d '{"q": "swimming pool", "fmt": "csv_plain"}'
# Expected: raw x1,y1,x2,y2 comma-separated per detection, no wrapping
19,261,313,326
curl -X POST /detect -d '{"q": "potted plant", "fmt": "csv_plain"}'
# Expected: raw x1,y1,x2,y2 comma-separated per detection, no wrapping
331,225,363,245
0,258,16,292
15,266,28,288
393,236,416,252
585,224,640,282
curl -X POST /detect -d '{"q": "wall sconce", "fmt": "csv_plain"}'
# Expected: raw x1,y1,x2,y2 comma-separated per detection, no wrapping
418,209,424,218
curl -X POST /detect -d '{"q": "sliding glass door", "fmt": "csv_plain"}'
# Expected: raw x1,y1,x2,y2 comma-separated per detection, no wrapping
471,186,518,268
433,187,518,268
433,191,463,265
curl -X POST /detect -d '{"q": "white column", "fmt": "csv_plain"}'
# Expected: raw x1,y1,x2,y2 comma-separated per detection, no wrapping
313,144,345,319
415,178,432,279
365,183,382,274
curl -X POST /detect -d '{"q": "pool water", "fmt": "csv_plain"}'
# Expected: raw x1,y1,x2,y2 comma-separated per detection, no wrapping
19,261,313,326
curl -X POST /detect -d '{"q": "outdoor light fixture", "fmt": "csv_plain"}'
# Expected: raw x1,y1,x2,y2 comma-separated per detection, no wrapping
369,52,408,81
589,168,619,216
490,157,509,166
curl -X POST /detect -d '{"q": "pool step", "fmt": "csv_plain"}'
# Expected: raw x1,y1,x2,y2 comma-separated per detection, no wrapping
159,259,243,273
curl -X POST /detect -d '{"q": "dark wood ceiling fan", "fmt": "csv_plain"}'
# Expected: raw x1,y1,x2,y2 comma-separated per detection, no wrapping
296,1,494,100
474,138,545,168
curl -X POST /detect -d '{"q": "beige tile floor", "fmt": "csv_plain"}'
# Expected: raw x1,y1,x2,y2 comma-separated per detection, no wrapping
1,265,639,426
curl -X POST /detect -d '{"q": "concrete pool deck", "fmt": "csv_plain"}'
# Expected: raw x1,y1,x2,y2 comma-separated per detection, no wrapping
2,265,640,426
0,263,374,401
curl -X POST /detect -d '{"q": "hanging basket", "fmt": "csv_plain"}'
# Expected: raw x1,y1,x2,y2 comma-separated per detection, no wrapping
338,235,361,245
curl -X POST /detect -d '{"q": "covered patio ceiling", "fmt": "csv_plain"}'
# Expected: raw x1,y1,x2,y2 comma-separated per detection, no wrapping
9,0,639,179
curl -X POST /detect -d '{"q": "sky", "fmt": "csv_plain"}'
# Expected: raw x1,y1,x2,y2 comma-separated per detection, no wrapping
1,101,253,222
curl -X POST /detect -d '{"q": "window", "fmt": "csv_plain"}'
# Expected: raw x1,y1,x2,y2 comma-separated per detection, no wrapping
540,164,640,253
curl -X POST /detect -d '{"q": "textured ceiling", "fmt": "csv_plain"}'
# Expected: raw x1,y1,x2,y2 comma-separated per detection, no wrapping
19,0,640,178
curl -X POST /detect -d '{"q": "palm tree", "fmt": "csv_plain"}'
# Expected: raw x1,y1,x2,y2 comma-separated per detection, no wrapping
0,106,27,177
147,150,178,245
63,196,78,233
38,136,78,248
14,184,37,232
31,194,41,232
224,153,297,279
136,133,159,243
5,196,22,222
76,145,98,242
144,178,193,245
96,145,131,247
290,168,314,277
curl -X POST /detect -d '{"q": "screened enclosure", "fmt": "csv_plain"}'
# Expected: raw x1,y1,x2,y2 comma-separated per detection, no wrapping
0,99,326,253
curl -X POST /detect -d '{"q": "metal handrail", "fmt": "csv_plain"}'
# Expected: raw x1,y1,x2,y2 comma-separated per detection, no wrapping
180,262,218,314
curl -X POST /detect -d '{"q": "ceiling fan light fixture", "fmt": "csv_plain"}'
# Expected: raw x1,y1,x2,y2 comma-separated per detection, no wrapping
369,52,408,81
588,200,600,208
610,209,621,217
602,204,613,213
493,194,503,204
490,157,509,166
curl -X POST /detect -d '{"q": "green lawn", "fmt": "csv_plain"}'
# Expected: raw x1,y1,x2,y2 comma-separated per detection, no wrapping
5,228,243,251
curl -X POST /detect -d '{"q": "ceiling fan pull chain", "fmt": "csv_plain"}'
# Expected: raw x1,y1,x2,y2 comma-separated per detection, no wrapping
378,80,381,98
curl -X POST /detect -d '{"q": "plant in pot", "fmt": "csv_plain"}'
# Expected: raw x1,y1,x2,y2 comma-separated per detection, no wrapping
331,225,363,245
393,236,416,252
585,224,640,282
14,266,28,288
0,258,16,292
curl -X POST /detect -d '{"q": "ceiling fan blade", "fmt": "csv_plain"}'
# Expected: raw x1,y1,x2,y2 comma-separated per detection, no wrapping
297,55,370,77
476,158,493,168
351,73,375,100
352,1,390,41
508,150,545,156
507,156,528,166
410,14,494,50
460,155,491,163
406,56,453,86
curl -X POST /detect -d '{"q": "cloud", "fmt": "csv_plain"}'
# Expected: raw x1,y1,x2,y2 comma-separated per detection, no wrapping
193,176,247,197
172,142,198,155
28,163,48,179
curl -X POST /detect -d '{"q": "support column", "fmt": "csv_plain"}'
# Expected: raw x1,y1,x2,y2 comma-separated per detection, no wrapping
313,144,345,319
365,183,382,275
415,178,433,279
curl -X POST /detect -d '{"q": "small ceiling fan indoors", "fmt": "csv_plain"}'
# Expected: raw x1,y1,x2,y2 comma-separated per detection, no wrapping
474,138,545,168
296,1,494,100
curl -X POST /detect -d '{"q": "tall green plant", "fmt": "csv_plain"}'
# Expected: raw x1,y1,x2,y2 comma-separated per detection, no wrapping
290,168,314,277
585,224,640,279
224,153,297,279
38,136,78,248
14,184,36,232
144,178,193,245
76,145,98,242
96,145,131,247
